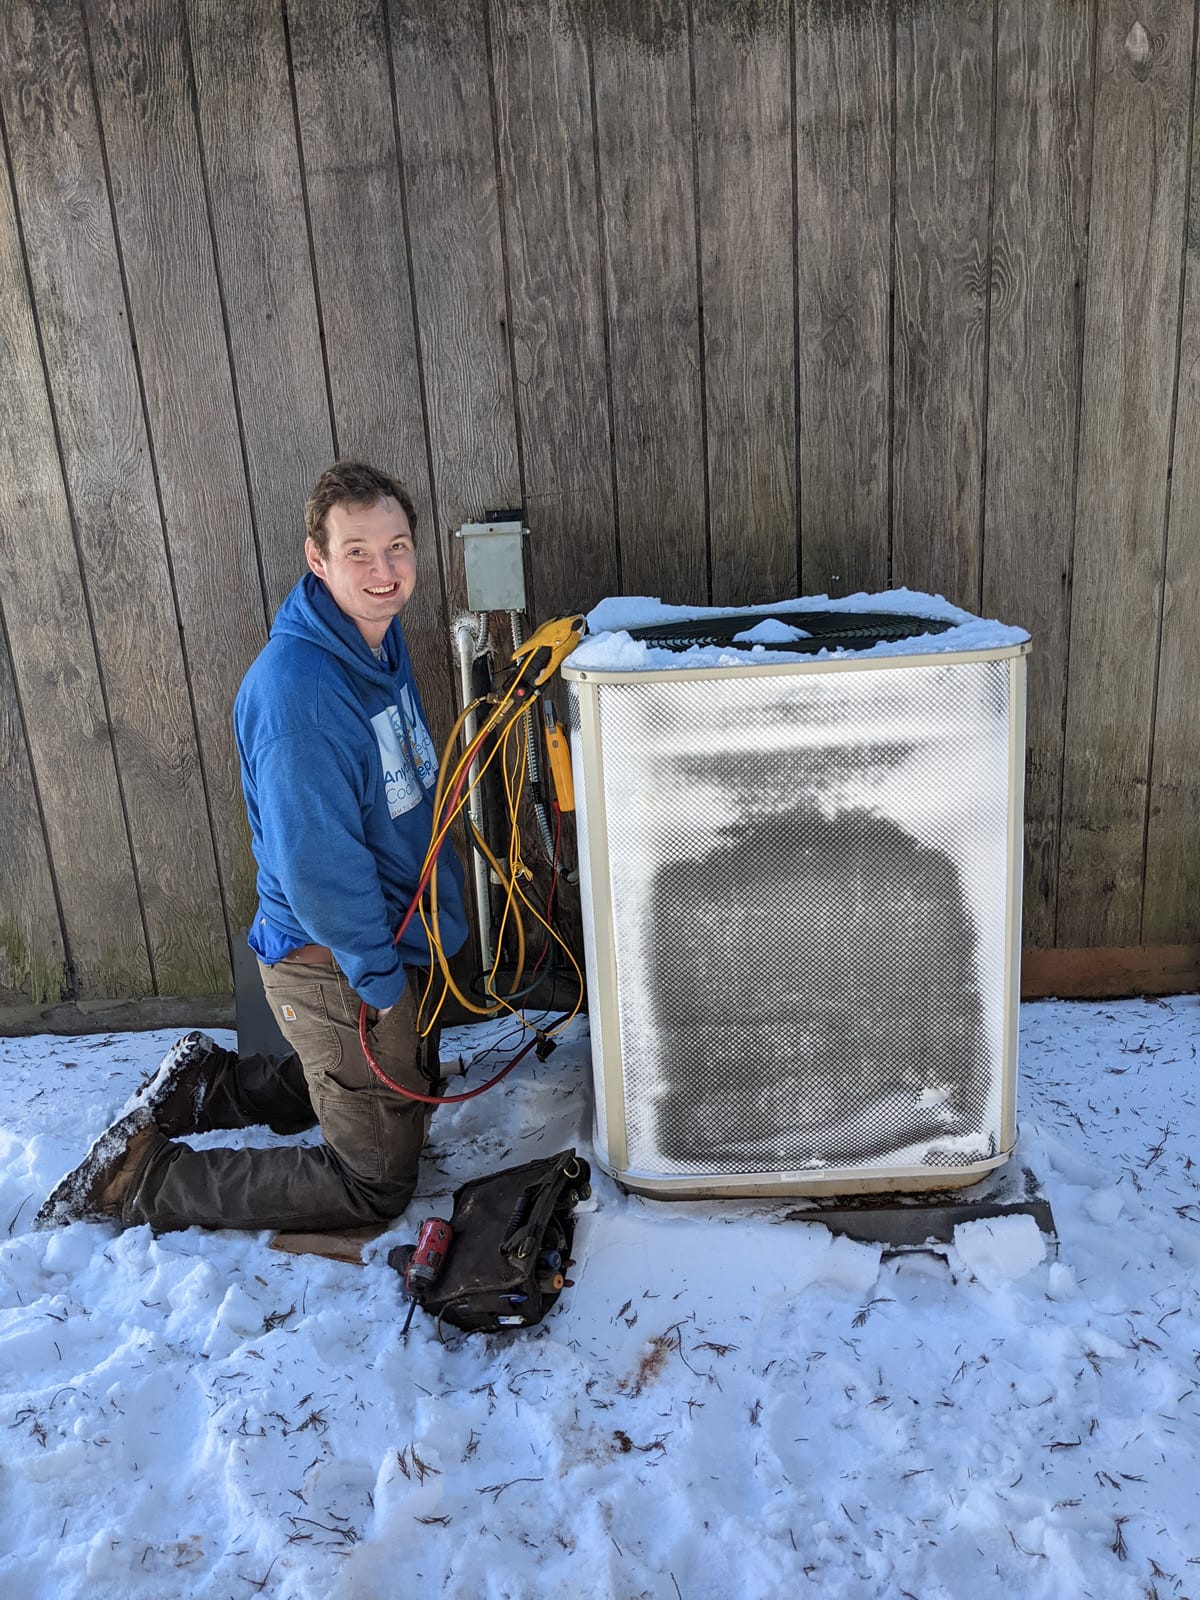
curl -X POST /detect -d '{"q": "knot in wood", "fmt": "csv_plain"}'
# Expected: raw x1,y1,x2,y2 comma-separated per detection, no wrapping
1123,21,1152,71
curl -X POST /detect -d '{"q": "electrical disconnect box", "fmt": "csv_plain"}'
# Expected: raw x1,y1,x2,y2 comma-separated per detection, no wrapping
455,512,528,612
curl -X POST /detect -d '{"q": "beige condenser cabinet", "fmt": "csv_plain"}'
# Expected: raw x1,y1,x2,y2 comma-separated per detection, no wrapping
562,606,1029,1199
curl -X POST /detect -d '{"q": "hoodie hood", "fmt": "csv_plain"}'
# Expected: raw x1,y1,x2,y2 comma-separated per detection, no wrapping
271,573,400,689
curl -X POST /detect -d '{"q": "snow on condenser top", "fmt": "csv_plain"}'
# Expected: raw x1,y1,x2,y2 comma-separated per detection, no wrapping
568,588,1030,673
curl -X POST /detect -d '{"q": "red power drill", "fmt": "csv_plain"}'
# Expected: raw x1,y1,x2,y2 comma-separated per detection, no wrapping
389,1217,453,1340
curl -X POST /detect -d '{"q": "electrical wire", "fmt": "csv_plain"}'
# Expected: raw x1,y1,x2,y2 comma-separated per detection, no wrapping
356,645,582,1104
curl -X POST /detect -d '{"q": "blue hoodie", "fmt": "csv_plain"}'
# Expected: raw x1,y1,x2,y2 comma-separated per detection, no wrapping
234,573,467,1008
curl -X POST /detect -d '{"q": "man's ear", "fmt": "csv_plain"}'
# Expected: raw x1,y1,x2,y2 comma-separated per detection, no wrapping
304,536,327,580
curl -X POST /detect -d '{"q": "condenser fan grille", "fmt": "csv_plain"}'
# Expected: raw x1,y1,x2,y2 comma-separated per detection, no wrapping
569,654,1020,1185
626,608,954,655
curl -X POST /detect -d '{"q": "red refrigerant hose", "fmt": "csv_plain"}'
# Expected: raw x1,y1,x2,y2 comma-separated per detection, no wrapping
355,724,542,1104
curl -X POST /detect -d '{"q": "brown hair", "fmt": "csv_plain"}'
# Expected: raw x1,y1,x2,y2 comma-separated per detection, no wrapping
304,460,418,555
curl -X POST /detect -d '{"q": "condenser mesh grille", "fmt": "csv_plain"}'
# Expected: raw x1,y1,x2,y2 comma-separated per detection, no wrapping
572,658,1015,1178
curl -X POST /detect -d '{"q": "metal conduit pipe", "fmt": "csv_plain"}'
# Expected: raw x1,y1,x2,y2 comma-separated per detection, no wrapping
452,611,493,969
508,611,557,861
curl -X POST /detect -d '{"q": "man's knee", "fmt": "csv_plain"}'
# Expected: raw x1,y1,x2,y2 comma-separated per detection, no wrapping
316,1098,421,1217
335,1158,418,1223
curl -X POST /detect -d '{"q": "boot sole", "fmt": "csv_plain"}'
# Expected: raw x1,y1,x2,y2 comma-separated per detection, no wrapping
33,1105,156,1230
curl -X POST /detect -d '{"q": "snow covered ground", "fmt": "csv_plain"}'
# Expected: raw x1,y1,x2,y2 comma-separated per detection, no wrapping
1,995,1198,1600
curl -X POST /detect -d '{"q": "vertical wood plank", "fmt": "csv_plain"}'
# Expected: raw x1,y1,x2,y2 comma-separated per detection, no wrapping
386,0,523,606
893,0,994,607
287,0,457,745
0,154,135,1005
794,0,892,599
186,0,334,619
1059,0,1194,947
0,608,67,1003
85,0,273,942
489,0,618,620
693,0,795,607
1142,6,1200,944
981,0,1093,947
590,0,707,601
385,0,535,977
1,0,223,995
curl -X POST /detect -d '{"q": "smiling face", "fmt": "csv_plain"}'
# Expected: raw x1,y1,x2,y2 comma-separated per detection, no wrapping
305,496,417,650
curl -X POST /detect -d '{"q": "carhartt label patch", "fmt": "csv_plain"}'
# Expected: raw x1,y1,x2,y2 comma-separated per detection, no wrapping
281,1004,297,1023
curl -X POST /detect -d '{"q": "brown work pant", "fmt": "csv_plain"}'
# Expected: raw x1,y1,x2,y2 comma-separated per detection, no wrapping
122,960,439,1233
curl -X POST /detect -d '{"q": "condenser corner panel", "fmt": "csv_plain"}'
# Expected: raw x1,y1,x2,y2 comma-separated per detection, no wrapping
563,629,1028,1199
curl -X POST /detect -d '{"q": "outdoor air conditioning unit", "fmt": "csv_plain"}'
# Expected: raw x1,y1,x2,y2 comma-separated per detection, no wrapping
562,597,1029,1199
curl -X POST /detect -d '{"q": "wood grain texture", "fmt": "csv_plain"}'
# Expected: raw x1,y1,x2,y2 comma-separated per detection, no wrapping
590,0,706,600
1,0,1198,997
0,0,184,998
80,0,264,962
0,991,235,1035
694,0,795,607
893,0,994,607
1058,0,1193,947
386,0,522,609
270,1224,383,1263
794,0,892,599
1143,14,1200,944
399,0,584,983
981,0,1093,947
0,608,67,1003
186,0,334,621
489,0,618,620
386,0,527,995
287,0,456,746
1020,944,1200,1000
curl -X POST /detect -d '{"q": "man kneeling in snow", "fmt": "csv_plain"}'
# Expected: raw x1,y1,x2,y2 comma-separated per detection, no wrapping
36,461,467,1234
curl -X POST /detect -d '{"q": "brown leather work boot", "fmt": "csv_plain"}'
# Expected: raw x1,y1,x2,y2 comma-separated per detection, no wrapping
130,1030,230,1138
34,1108,161,1229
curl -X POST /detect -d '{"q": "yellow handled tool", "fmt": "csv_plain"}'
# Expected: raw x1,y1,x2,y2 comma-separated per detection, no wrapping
542,700,575,813
509,613,586,688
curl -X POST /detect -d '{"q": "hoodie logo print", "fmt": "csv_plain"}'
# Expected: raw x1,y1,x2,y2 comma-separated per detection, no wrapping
370,688,437,818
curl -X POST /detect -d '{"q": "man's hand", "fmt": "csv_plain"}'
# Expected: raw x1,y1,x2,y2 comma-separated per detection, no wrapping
376,1004,394,1020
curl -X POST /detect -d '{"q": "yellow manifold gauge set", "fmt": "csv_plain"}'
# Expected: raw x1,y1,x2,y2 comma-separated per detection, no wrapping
356,606,588,1104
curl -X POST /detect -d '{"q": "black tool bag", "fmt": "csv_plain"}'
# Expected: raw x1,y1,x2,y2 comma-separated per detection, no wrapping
414,1149,590,1335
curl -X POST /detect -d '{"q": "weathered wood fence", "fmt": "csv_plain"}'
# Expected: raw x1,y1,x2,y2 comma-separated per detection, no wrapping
1,0,1197,1007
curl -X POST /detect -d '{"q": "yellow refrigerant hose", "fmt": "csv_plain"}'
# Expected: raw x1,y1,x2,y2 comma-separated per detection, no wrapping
357,614,588,1103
